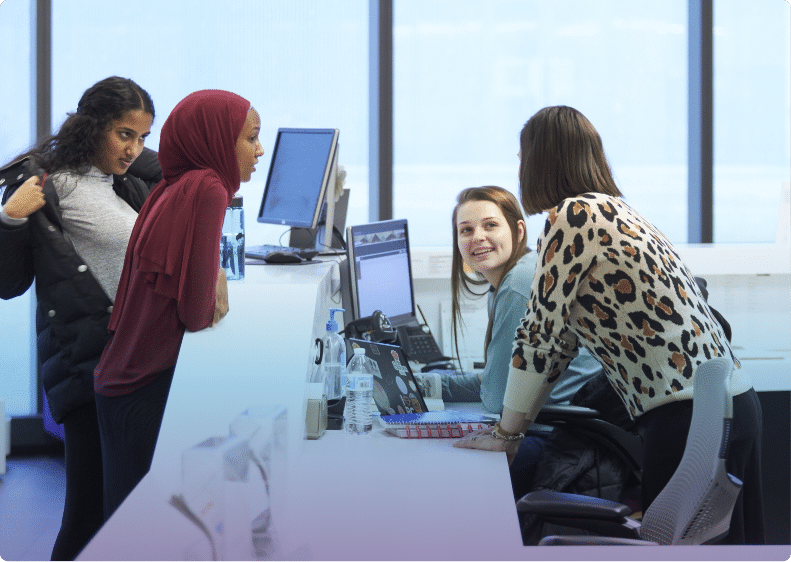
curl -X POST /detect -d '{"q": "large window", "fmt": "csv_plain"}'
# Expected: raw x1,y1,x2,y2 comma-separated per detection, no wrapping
1,1,789,418
0,0,368,417
50,0,369,248
0,0,35,417
713,0,791,243
394,0,688,247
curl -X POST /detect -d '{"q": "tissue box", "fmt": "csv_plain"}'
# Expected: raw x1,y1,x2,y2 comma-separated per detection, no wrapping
303,383,327,439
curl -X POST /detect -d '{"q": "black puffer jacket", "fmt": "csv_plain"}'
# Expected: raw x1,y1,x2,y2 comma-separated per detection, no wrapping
517,374,637,545
0,148,161,423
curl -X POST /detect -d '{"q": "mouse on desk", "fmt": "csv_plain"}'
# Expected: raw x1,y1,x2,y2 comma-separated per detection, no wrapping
263,251,303,264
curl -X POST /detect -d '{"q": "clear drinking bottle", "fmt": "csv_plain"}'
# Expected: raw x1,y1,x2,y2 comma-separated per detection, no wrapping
221,195,245,280
345,347,374,435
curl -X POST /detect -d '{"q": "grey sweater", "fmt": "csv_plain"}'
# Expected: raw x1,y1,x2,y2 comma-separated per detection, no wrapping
0,166,137,301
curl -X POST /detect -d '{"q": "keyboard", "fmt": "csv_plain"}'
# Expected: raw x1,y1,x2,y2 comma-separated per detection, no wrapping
245,244,319,261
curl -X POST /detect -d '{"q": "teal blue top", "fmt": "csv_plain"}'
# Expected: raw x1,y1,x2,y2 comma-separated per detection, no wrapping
442,252,603,414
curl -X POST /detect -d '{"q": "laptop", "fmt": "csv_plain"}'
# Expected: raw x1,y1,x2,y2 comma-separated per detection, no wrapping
347,339,498,430
348,338,428,415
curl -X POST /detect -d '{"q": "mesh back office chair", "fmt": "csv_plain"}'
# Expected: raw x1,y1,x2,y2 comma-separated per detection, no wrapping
518,403,643,545
526,277,733,505
517,357,742,546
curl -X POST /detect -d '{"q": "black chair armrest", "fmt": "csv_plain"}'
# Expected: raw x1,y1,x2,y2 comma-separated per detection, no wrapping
518,490,642,540
530,406,644,478
517,490,632,521
539,535,658,546
534,404,601,422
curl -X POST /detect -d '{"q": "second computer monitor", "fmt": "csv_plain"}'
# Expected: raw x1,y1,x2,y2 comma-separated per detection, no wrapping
257,128,339,229
345,219,416,328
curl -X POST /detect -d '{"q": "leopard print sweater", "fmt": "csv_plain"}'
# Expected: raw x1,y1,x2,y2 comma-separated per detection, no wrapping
503,192,751,421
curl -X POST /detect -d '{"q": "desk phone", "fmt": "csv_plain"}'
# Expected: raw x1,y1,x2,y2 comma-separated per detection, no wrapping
396,324,445,364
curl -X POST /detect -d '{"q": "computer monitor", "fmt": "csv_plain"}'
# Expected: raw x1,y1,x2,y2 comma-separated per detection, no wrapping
344,218,416,328
257,128,339,249
342,219,446,364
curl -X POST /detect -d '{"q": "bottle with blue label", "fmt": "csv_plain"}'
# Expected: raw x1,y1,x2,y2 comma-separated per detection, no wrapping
345,347,375,435
320,308,346,401
221,195,245,280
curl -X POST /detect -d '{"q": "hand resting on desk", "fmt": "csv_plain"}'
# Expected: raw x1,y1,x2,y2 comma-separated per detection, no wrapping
453,427,521,465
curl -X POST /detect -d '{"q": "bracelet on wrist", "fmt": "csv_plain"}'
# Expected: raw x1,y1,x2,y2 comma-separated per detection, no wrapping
491,423,524,442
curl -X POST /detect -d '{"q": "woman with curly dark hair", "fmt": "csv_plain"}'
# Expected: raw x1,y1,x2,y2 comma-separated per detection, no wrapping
0,76,162,559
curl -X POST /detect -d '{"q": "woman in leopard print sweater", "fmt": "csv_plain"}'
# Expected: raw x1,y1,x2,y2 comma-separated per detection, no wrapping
456,106,764,544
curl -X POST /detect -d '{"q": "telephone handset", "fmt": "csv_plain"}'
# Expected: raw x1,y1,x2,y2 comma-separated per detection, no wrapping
344,308,448,365
343,310,397,343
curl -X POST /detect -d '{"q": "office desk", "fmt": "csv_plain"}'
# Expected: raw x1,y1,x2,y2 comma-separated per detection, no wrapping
77,260,526,560
78,429,525,561
76,258,789,559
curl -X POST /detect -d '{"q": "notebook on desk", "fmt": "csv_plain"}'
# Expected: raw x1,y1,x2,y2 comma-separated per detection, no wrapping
347,339,498,438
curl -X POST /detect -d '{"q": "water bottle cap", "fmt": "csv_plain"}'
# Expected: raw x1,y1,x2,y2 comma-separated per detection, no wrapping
230,196,243,208
326,307,344,332
353,347,365,355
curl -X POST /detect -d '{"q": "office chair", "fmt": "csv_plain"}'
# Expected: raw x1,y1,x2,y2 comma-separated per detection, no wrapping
516,402,643,545
516,357,742,546
525,280,731,499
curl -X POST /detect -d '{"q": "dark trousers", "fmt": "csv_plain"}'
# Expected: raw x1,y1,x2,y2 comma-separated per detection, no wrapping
50,401,105,561
95,367,175,521
636,388,765,544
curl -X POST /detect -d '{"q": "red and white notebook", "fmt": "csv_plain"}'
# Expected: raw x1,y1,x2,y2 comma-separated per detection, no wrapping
378,410,497,438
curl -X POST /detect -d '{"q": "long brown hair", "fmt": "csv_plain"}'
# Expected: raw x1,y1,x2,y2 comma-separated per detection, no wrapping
518,105,622,215
450,186,529,367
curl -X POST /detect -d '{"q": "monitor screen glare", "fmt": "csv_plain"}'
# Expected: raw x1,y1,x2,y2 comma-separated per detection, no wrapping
257,128,338,228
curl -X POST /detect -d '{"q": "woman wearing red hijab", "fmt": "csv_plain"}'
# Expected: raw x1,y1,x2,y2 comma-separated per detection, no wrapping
94,90,264,520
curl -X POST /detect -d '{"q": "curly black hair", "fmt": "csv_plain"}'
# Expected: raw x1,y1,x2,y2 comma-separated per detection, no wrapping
22,76,154,174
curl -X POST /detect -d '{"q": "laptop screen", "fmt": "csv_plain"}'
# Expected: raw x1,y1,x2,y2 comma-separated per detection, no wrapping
348,339,428,415
346,219,416,327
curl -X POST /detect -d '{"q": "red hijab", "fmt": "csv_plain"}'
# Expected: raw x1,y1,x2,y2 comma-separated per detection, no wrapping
109,90,250,331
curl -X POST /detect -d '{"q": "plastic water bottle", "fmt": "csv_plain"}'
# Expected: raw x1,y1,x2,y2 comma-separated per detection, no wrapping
221,195,245,280
345,347,374,435
320,308,346,401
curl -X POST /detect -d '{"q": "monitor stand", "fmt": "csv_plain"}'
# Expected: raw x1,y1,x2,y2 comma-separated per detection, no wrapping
289,188,349,254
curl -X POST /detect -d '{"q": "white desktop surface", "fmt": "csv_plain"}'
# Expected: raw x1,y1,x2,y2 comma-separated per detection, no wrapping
78,428,525,561
148,260,340,483
75,252,789,561
285,429,525,561
77,260,526,561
